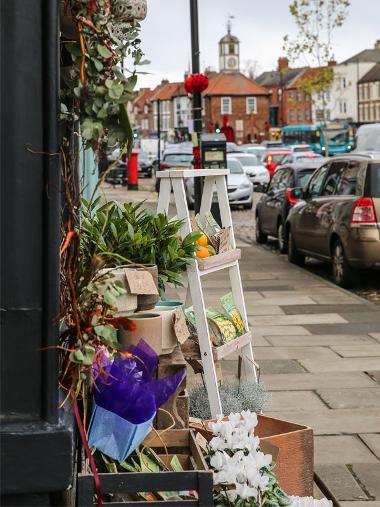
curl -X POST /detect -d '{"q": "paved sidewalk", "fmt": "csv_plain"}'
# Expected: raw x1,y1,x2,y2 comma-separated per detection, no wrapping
202,244,380,505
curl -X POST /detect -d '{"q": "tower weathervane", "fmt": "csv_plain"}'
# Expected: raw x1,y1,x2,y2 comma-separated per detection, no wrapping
227,14,234,34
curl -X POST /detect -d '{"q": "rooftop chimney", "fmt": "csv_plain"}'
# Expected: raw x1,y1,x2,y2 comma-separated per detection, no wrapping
375,40,380,49
328,59,337,67
278,57,289,71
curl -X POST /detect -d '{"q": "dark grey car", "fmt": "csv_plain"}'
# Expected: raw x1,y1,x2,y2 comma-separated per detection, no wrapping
255,162,320,253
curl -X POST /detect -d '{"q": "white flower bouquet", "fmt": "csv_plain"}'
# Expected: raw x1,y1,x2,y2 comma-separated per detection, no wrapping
207,410,291,506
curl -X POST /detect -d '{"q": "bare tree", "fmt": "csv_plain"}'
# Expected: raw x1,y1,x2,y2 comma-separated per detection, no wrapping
243,59,261,80
284,0,350,150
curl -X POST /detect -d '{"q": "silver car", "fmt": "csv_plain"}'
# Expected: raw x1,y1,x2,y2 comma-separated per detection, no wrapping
229,152,270,191
185,157,254,209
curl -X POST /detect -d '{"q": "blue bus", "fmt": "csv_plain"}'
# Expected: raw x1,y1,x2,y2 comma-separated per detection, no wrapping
282,124,353,155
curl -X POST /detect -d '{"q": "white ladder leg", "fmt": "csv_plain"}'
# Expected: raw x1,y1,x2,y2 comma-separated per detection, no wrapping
187,264,223,417
200,176,216,216
171,178,192,236
157,178,172,215
215,175,257,381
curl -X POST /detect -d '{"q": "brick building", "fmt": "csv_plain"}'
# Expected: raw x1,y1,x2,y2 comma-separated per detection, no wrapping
134,26,269,143
358,63,380,123
203,72,269,143
256,58,312,126
132,87,155,137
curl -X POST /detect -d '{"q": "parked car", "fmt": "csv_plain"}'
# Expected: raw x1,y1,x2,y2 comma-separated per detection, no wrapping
287,144,313,152
227,142,244,153
185,156,253,209
228,152,269,191
277,152,323,169
263,150,292,177
261,140,285,149
255,163,319,252
354,123,380,152
285,153,380,287
241,144,267,161
138,150,154,178
155,145,193,191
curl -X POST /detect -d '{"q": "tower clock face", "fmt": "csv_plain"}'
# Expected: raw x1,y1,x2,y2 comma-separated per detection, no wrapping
227,57,237,69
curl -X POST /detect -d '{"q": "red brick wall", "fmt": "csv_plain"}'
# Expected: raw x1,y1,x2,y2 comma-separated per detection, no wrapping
204,95,269,143
283,88,312,125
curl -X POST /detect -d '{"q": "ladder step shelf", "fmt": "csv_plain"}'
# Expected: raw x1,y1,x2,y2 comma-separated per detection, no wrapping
212,331,252,361
196,249,241,272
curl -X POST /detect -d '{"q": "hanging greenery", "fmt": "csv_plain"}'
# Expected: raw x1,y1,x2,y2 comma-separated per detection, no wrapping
61,0,148,151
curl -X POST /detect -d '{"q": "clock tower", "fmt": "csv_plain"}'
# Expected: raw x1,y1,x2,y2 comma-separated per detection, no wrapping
219,19,240,73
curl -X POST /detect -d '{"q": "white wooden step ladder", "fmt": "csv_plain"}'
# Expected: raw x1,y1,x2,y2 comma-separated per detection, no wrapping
157,168,257,417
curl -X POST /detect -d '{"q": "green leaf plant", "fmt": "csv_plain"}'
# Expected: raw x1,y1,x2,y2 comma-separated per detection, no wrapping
79,198,201,294
60,0,146,152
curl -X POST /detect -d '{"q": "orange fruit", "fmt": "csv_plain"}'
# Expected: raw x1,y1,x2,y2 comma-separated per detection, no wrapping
196,245,210,258
197,233,208,247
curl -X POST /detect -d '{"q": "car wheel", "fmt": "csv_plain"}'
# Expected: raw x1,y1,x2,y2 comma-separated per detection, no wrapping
332,239,356,288
288,230,305,266
255,215,267,244
244,202,253,210
277,220,287,254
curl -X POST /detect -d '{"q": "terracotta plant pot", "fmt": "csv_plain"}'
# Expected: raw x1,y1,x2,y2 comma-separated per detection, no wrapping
124,264,159,311
118,313,163,355
192,414,314,497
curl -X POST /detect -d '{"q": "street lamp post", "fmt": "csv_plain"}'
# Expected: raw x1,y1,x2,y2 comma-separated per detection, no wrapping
190,0,202,213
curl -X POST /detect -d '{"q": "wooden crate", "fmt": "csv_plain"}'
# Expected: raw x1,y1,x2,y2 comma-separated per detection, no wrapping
77,430,213,506
155,346,188,430
256,415,314,497
192,414,314,497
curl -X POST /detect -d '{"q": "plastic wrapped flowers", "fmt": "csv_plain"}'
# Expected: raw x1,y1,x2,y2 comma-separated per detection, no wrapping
207,410,291,506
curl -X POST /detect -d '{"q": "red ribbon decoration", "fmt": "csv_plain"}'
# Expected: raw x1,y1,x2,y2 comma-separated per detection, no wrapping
185,73,209,94
74,398,103,507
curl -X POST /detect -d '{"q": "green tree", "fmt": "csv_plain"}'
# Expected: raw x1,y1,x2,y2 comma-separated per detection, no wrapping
284,0,350,133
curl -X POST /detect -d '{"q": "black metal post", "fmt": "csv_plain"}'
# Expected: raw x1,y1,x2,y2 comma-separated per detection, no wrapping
157,98,161,171
190,0,203,213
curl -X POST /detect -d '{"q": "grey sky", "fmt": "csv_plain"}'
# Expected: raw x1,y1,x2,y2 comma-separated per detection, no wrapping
135,0,380,89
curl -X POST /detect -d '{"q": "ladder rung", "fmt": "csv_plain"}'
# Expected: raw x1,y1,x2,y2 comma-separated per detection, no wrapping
198,260,239,276
213,331,252,361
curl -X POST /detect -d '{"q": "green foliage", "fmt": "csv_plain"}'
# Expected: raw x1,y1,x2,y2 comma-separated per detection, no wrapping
79,198,201,293
61,1,147,151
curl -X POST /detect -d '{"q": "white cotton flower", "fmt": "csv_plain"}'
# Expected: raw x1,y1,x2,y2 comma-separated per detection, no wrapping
241,410,258,432
209,436,226,452
213,470,228,485
255,450,272,469
226,489,238,503
210,451,225,470
209,420,224,436
245,435,260,452
235,482,258,500
220,421,235,440
228,412,241,427
256,472,270,491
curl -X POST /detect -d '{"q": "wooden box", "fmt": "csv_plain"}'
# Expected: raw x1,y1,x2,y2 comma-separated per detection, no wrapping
192,414,314,497
77,430,213,506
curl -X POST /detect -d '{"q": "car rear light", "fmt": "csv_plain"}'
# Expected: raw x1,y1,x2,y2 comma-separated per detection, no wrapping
351,197,377,224
286,188,298,206
160,163,171,169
